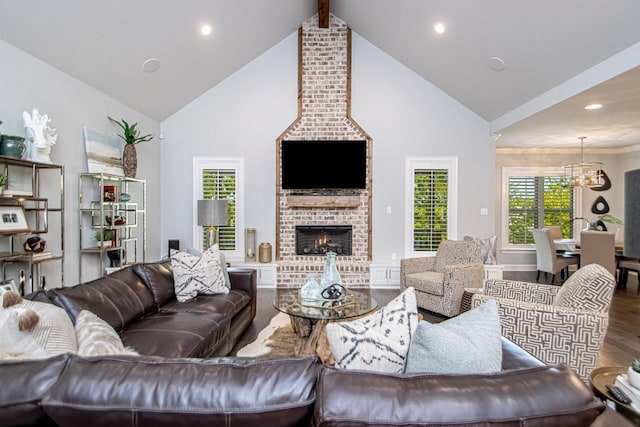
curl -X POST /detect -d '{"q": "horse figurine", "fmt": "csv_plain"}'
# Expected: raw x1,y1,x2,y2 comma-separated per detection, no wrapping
23,108,57,164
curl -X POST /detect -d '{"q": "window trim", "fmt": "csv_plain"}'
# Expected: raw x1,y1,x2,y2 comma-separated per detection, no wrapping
404,156,458,258
501,166,582,251
192,157,245,260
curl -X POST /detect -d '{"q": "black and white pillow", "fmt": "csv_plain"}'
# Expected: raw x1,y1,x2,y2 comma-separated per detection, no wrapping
170,246,229,302
325,287,418,373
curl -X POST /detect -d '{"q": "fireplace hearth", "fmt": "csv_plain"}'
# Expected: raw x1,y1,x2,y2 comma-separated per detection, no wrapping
296,225,352,256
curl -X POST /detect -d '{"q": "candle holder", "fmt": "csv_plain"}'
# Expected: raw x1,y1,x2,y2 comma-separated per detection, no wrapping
245,228,256,262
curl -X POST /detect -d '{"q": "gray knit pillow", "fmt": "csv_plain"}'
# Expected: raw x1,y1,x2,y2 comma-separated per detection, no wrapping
405,300,502,374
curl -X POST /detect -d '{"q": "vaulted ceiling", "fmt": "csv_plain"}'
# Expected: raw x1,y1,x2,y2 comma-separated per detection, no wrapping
1,0,639,148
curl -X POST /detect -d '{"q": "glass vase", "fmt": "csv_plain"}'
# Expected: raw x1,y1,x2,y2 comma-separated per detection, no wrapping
320,251,342,288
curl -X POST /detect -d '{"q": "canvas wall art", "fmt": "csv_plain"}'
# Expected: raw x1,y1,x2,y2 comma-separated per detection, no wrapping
83,127,124,175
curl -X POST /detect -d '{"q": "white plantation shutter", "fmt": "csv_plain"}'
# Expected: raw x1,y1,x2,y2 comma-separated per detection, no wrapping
202,169,236,251
405,157,458,257
193,157,244,259
506,172,574,245
413,169,449,251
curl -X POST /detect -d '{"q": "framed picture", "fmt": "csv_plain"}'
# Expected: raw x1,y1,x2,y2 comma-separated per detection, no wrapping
103,185,116,202
83,127,125,176
0,279,19,294
0,205,30,234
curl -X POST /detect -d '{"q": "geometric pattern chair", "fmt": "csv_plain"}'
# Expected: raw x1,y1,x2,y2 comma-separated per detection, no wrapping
471,263,616,383
400,240,484,317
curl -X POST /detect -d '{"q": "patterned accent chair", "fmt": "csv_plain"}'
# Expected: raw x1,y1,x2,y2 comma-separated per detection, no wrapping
400,240,484,317
471,263,616,382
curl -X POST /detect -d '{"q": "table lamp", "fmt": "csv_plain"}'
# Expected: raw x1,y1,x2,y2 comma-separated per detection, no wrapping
197,199,228,249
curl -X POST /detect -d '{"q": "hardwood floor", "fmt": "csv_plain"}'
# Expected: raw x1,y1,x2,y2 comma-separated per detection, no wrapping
232,271,640,369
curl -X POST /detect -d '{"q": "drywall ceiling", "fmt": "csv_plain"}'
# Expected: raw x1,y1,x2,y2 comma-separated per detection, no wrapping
0,0,639,148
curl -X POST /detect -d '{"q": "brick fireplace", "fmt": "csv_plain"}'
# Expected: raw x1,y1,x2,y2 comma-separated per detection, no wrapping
275,14,372,288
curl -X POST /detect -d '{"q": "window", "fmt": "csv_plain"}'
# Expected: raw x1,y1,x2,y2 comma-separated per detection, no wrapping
502,167,576,248
405,157,458,257
193,157,244,259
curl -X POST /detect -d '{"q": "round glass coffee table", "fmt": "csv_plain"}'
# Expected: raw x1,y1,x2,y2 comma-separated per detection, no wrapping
273,288,377,363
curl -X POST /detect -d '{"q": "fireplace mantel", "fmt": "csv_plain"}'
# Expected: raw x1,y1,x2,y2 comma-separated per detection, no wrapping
287,195,360,208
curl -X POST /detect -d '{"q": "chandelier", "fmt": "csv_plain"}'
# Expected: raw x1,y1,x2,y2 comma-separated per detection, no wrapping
564,137,604,188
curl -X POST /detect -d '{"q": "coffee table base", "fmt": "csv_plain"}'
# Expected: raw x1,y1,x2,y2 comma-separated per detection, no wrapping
289,315,334,365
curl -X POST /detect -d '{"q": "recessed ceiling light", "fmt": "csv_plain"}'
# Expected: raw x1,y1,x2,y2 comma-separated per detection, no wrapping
200,24,212,36
142,58,160,73
434,22,445,34
584,103,603,110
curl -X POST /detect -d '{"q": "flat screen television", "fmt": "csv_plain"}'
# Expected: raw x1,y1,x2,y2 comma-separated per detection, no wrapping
281,140,367,190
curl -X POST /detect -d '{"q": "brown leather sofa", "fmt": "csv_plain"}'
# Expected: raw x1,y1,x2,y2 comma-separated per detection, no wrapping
0,261,631,426
0,339,632,426
33,260,257,358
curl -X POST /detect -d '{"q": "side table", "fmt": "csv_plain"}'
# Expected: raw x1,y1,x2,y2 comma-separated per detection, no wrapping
590,366,640,425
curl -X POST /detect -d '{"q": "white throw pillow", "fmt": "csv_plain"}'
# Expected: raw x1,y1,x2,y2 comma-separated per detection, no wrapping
186,244,231,289
170,246,229,302
405,299,502,374
0,308,49,359
326,287,418,373
75,310,138,356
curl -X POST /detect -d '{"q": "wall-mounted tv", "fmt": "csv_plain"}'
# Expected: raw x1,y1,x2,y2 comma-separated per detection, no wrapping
281,140,367,190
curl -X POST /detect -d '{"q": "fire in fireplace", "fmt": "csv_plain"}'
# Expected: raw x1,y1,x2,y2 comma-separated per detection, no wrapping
295,225,352,256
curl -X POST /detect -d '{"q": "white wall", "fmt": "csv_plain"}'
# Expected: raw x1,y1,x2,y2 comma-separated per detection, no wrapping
161,31,496,265
0,39,161,286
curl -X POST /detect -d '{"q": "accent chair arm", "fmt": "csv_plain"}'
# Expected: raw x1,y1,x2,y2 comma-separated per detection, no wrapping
483,279,559,305
400,256,436,276
471,294,609,383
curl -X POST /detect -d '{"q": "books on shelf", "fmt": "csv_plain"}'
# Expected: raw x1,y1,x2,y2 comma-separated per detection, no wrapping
614,374,640,412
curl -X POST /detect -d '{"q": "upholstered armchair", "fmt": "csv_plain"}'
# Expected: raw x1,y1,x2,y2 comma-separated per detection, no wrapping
400,240,484,317
471,263,615,382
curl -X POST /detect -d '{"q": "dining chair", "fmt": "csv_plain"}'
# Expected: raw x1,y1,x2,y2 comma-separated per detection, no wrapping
618,259,640,288
531,228,579,284
580,231,617,277
546,225,566,253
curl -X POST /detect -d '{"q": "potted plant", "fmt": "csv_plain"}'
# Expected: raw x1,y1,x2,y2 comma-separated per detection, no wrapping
572,214,623,231
108,117,154,178
629,359,640,389
94,228,114,248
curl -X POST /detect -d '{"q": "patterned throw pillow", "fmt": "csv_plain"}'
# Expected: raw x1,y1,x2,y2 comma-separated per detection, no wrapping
0,308,49,359
405,300,502,374
75,310,138,356
464,235,498,264
186,245,231,289
170,246,229,302
325,287,418,373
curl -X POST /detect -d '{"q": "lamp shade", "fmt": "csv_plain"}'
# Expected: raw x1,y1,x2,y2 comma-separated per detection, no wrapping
197,200,228,227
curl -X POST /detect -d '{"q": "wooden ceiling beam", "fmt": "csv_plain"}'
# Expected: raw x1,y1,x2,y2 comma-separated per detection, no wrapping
318,0,329,28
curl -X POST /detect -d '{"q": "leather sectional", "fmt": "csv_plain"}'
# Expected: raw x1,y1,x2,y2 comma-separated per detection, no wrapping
0,261,632,426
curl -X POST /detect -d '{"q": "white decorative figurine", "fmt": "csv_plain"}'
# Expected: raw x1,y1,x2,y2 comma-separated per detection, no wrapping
23,108,57,163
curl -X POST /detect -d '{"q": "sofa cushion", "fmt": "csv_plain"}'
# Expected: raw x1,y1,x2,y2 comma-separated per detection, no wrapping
170,247,229,302
41,355,320,427
0,353,70,427
75,310,138,357
405,271,444,295
119,312,229,358
131,260,175,306
326,287,419,373
313,364,604,427
49,267,156,331
160,289,250,318
405,300,502,374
